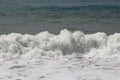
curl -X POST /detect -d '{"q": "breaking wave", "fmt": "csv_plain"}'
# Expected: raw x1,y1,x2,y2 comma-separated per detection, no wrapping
0,29,120,60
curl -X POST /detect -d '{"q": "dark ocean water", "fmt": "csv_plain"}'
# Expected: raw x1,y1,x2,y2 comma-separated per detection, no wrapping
0,0,120,34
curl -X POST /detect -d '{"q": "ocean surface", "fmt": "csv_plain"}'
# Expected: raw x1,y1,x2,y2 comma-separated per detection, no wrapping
0,0,120,34
1,2,120,80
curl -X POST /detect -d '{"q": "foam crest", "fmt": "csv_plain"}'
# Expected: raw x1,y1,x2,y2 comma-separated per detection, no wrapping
0,29,120,60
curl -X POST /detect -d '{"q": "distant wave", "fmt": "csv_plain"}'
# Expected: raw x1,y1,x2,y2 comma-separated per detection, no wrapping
38,5,120,11
0,5,120,11
0,29,120,60
0,5,120,19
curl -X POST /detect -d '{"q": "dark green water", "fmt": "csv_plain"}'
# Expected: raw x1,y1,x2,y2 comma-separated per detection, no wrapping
0,0,120,34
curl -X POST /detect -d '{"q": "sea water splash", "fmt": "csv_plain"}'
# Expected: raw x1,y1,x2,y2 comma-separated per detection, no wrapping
0,29,120,60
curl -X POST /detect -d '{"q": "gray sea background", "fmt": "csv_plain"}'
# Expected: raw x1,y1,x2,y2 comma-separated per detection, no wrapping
0,0,120,34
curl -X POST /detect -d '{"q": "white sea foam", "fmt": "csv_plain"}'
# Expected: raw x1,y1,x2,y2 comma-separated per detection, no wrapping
0,29,120,60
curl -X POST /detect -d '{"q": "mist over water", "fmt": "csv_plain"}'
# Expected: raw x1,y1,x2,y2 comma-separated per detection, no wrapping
0,0,120,34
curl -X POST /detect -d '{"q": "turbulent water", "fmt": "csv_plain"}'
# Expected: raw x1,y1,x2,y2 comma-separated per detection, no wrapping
0,29,120,60
0,1,120,80
0,0,120,59
0,0,120,34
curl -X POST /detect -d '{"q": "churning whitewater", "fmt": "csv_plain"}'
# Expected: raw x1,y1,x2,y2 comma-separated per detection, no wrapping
0,29,120,60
